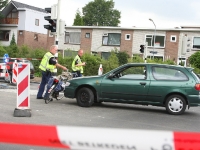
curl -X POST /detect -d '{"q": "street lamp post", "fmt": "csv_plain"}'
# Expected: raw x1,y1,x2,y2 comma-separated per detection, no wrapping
149,18,156,59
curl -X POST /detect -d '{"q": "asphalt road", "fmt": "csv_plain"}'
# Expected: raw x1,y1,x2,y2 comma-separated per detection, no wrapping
0,82,200,149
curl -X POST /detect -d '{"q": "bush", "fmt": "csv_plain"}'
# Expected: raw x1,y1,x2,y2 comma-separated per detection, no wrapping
116,51,129,65
0,46,7,56
102,51,119,74
29,48,47,77
82,53,102,76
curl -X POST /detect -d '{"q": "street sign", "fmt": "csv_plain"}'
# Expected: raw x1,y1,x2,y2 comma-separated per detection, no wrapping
3,53,9,63
150,51,158,54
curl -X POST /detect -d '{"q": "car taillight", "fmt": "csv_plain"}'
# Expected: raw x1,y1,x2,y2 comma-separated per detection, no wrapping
195,83,200,91
54,78,59,83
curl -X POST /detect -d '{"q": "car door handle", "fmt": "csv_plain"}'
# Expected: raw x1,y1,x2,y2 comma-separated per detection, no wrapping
140,82,146,85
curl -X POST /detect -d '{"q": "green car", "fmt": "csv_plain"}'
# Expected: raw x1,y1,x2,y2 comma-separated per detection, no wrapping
64,63,200,115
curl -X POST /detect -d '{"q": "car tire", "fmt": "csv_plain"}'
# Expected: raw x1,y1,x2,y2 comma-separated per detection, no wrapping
165,94,186,115
76,87,94,107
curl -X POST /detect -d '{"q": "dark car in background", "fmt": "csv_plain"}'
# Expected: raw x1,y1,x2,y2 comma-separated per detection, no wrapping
0,57,35,81
64,63,200,115
7,58,35,79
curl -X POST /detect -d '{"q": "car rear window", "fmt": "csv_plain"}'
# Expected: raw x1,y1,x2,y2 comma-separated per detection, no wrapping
191,71,200,82
152,66,188,81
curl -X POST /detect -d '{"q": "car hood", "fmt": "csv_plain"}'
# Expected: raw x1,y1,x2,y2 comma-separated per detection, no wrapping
69,75,104,84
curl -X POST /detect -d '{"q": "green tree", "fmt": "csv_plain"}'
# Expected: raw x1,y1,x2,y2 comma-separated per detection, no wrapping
5,45,19,57
10,33,16,46
73,9,84,26
0,0,8,19
117,51,129,65
82,0,121,26
0,46,6,56
189,51,200,69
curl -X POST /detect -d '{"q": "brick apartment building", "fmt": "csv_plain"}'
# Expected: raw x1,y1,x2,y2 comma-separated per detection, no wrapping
0,1,200,66
0,0,52,49
58,26,200,65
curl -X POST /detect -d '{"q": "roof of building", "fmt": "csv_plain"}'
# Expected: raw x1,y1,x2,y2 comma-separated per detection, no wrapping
1,0,47,16
11,0,46,13
64,25,200,32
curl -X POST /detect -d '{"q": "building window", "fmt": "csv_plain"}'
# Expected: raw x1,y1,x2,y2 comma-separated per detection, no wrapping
102,33,121,46
65,32,81,44
0,30,10,41
49,31,53,37
19,31,23,35
85,33,90,38
145,34,165,48
64,50,77,57
170,35,176,42
34,34,38,41
125,34,131,40
91,51,98,56
35,19,39,26
193,37,200,49
101,52,111,59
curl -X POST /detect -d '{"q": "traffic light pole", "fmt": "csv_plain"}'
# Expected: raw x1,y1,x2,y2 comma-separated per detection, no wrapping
144,42,148,63
55,0,61,46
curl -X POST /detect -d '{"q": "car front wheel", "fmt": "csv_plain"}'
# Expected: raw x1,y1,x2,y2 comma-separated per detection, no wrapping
76,87,94,107
165,94,186,115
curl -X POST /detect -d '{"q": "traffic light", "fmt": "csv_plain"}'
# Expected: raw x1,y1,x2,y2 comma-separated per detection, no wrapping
44,6,57,33
59,19,66,35
140,45,144,53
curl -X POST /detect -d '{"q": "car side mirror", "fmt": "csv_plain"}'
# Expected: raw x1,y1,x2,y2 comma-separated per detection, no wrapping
107,73,114,79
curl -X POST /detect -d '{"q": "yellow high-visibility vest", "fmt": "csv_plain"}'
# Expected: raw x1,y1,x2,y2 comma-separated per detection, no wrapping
72,55,83,73
39,52,55,72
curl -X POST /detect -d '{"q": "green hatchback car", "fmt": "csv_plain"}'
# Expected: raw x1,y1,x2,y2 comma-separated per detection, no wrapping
64,63,200,115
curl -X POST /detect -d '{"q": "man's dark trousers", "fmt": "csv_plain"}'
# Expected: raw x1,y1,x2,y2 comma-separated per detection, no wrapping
37,71,52,98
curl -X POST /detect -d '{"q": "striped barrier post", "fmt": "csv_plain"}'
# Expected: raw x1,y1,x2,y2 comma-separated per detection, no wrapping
13,62,31,117
12,62,17,84
0,122,199,149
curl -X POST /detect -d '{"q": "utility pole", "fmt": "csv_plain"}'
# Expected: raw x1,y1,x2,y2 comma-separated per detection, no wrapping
55,0,61,46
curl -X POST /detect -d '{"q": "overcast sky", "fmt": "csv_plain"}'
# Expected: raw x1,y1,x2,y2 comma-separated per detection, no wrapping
10,0,200,28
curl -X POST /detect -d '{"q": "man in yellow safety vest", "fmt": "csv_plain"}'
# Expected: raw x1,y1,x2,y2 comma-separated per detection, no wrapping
71,49,86,77
36,45,67,99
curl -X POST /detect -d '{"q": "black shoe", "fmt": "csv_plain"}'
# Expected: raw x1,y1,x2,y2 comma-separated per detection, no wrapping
37,97,44,99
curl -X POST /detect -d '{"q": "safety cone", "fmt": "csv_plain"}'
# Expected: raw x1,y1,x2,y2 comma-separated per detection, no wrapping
98,64,103,75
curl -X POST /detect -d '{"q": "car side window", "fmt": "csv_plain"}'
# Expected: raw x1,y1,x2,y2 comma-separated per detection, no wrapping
152,67,188,81
114,66,146,80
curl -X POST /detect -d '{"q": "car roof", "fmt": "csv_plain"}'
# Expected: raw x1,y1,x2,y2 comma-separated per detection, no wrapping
125,63,193,69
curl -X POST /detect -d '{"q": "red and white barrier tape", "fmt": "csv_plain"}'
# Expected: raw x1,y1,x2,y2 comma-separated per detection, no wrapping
9,58,42,61
0,122,200,149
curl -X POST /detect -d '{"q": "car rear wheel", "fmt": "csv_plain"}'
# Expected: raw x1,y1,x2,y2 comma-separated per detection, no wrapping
165,94,186,115
76,87,94,107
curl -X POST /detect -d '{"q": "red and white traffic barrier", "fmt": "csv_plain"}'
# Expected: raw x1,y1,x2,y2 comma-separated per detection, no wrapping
13,63,31,117
0,64,10,79
0,122,199,149
12,62,17,84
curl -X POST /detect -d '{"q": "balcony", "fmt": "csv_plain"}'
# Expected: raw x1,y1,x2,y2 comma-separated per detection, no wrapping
0,18,18,24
